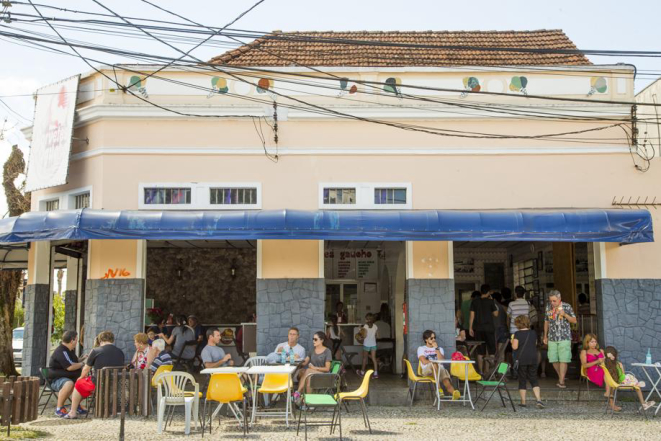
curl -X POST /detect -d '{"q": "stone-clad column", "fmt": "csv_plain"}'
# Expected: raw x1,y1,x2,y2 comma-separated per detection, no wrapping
23,241,51,377
405,241,455,364
256,240,324,356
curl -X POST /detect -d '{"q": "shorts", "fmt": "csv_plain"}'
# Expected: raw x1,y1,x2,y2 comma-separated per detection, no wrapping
363,346,377,352
517,364,539,390
420,362,449,380
74,377,96,399
50,377,72,392
547,340,572,363
473,330,496,356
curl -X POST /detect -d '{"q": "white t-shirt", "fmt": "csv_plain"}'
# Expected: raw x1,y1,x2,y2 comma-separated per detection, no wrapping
362,324,378,347
275,342,306,360
417,345,445,362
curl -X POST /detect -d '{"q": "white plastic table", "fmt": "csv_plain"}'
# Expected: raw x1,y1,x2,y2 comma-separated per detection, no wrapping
632,362,661,416
430,359,476,410
246,364,297,427
199,367,251,431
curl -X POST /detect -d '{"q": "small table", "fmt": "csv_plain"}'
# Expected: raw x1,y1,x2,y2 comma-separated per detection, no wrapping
246,365,297,427
632,363,661,416
430,359,476,411
199,367,252,432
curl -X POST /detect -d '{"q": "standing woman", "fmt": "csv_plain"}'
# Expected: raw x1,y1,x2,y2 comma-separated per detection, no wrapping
159,314,196,361
293,331,332,404
326,314,343,360
512,315,544,408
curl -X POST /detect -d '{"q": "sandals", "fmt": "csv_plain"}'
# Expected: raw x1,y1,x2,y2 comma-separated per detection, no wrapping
556,383,567,389
62,414,78,419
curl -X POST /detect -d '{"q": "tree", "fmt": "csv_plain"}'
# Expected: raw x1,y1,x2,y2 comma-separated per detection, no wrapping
0,145,30,375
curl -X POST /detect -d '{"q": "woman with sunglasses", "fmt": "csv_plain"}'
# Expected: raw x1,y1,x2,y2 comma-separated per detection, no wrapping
418,330,460,400
293,331,332,404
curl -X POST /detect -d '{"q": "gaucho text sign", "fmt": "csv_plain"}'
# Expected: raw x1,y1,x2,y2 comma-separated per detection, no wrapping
25,75,80,192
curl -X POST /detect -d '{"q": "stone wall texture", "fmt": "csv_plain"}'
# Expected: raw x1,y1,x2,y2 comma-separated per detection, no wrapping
596,279,661,367
22,284,50,377
64,289,77,332
84,279,145,360
256,279,325,356
406,279,455,367
146,248,256,324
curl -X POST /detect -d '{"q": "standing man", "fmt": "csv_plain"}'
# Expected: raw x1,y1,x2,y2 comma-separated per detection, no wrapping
543,290,577,388
469,284,499,374
201,328,233,368
507,286,532,335
48,331,86,417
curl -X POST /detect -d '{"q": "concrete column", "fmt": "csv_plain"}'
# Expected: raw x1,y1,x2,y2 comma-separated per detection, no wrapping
84,240,146,360
256,240,324,356
64,256,80,332
23,241,51,377
405,241,455,365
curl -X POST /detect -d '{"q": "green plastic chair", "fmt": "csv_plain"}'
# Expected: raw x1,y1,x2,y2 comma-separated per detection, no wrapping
474,362,516,412
296,373,342,440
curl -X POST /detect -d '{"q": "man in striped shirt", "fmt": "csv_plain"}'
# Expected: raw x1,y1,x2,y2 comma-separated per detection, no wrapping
148,339,173,373
507,286,533,334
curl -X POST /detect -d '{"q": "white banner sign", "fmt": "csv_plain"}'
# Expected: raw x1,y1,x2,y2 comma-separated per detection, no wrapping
25,75,80,192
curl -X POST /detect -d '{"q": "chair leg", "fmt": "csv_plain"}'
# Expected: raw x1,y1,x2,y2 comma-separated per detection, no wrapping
480,386,499,411
304,409,308,441
338,401,343,440
503,386,516,412
410,382,417,408
243,398,248,436
157,400,166,434
296,402,303,435
577,377,582,402
361,398,371,434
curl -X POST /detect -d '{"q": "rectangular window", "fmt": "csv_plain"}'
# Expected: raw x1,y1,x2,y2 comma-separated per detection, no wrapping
323,188,356,205
45,200,59,211
144,188,191,205
210,187,257,205
74,193,90,209
374,188,407,205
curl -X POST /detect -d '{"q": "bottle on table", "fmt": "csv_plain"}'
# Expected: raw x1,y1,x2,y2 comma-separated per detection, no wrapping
280,348,287,364
289,349,295,364
646,348,652,365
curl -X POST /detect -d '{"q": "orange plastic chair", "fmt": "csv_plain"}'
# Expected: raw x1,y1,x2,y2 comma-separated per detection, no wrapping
203,373,248,435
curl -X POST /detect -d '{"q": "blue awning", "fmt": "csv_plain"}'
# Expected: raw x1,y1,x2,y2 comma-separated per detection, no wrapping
0,209,652,244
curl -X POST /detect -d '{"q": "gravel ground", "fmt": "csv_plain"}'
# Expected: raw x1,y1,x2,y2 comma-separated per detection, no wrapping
15,400,661,440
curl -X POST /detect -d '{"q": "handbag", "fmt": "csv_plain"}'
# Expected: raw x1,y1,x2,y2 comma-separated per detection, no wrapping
512,331,532,371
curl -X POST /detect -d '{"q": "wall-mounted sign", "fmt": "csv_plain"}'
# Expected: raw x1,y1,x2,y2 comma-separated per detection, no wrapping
25,75,80,192
324,249,380,280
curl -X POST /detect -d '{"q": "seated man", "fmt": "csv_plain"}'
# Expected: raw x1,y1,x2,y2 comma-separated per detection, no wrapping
147,338,173,373
417,330,460,400
48,330,86,417
266,327,306,364
201,328,233,368
65,331,126,419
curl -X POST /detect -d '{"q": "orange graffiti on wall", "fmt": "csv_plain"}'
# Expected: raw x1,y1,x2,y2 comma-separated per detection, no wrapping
101,268,131,279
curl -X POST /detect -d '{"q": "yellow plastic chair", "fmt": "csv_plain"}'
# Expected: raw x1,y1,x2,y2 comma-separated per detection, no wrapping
404,359,436,408
254,373,293,425
203,373,248,435
151,365,174,388
601,366,648,420
450,357,481,382
337,369,373,433
577,365,591,402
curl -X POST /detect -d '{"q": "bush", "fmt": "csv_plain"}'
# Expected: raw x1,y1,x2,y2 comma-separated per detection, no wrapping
13,302,24,329
51,293,65,343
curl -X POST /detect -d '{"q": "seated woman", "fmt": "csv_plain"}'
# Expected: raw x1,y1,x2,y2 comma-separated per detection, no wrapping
579,333,606,390
130,333,150,369
293,331,332,404
604,346,655,412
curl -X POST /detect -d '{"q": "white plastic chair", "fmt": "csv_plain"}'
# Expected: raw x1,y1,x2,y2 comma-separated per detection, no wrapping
245,356,270,405
155,371,200,435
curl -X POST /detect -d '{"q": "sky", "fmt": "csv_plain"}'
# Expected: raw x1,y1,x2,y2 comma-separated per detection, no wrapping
0,0,660,216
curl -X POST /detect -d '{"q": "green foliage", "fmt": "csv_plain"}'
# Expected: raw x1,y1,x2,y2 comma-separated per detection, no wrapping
13,301,24,328
51,293,65,343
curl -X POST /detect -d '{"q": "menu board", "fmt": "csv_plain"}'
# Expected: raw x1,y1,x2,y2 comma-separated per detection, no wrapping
325,249,379,280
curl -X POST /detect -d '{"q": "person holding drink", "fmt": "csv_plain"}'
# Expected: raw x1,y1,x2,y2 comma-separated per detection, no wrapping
543,290,576,388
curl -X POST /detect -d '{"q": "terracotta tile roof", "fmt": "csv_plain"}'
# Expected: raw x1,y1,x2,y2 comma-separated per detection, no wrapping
210,30,591,67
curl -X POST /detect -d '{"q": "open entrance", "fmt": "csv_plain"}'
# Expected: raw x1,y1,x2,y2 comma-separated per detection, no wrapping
323,241,405,373
145,240,257,361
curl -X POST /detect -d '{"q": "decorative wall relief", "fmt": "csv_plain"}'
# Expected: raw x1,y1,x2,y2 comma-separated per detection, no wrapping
207,76,228,98
509,76,528,95
337,77,358,97
383,77,402,98
461,77,480,97
127,76,148,98
588,77,607,97
257,78,276,100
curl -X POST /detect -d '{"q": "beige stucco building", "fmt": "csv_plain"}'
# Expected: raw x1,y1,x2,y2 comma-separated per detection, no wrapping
11,30,661,376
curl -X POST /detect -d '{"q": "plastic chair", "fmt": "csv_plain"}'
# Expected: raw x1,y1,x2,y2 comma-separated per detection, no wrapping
474,362,516,412
151,365,173,411
203,373,248,435
602,366,648,419
577,364,592,402
337,369,373,433
244,356,268,367
404,359,436,408
297,373,342,441
155,371,200,435
254,373,293,424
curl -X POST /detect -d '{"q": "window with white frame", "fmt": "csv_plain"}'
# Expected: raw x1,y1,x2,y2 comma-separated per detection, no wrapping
374,187,407,205
44,199,59,211
210,187,257,205
144,187,191,205
74,192,90,209
320,183,411,209
323,188,356,205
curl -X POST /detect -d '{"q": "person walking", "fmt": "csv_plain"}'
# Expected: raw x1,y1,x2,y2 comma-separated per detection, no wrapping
512,316,544,408
543,290,576,388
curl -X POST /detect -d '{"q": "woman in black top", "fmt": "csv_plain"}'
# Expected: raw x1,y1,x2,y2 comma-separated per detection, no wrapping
512,315,544,409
